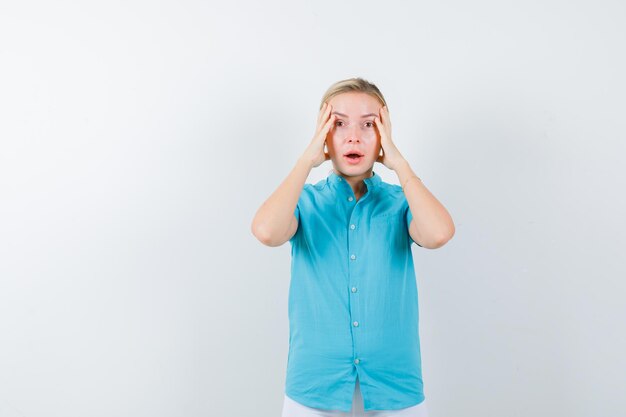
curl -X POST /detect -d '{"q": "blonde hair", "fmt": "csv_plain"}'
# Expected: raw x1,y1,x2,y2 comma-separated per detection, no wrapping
319,77,388,110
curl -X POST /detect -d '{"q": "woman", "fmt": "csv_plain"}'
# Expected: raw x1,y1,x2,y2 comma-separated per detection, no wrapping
251,77,455,417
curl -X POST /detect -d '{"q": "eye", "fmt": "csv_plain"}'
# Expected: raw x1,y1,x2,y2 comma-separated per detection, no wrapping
365,121,374,128
335,120,344,127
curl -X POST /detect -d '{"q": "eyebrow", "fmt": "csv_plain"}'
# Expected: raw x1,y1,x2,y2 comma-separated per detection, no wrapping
332,112,377,118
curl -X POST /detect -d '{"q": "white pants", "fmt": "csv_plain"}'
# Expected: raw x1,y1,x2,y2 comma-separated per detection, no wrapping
281,378,429,417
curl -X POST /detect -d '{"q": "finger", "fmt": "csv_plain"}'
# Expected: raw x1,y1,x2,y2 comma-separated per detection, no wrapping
316,103,331,131
319,114,336,139
317,104,333,133
374,115,390,139
317,102,328,125
316,104,326,131
382,106,391,130
373,116,383,134
324,113,336,130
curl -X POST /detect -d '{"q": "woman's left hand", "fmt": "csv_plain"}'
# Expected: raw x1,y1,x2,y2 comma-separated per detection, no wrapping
374,106,406,171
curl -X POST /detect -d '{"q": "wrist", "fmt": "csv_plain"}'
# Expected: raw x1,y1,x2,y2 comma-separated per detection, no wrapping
401,175,422,192
296,155,315,171
393,157,409,171
393,158,412,176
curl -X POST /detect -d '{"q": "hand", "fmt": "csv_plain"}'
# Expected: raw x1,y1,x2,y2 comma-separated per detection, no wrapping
300,102,335,168
374,105,405,171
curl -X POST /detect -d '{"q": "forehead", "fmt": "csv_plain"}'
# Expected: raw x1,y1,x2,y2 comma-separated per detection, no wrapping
328,92,381,115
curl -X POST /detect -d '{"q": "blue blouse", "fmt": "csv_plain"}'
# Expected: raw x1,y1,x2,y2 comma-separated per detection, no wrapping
285,170,425,412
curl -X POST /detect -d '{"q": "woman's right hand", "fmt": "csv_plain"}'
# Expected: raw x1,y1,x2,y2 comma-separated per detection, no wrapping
300,102,335,168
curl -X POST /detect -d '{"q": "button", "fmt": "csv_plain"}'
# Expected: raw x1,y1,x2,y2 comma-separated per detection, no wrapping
350,254,356,260
338,177,342,181
347,196,354,202
351,287,357,293
350,224,356,230
354,358,360,364
353,321,359,327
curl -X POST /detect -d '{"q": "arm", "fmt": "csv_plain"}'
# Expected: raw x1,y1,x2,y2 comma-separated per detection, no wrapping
251,102,336,247
395,160,455,249
373,105,455,249
251,157,313,247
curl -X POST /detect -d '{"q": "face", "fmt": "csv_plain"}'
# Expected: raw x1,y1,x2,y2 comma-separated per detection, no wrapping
326,92,382,177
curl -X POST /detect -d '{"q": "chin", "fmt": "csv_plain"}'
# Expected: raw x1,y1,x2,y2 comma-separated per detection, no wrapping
333,159,375,176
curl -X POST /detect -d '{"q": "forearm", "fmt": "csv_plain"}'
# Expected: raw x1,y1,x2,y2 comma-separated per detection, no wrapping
394,159,455,246
251,156,313,244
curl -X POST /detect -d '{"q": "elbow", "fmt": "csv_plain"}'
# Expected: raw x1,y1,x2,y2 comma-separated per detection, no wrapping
251,221,271,245
251,222,281,247
433,225,455,248
431,236,451,249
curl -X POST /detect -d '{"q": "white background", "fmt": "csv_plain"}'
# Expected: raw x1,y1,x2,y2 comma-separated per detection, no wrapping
1,1,625,416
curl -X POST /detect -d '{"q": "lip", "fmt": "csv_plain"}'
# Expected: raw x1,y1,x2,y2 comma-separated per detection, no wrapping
343,154,364,165
343,150,364,157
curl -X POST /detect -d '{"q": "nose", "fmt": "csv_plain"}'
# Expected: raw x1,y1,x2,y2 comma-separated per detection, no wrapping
346,125,361,143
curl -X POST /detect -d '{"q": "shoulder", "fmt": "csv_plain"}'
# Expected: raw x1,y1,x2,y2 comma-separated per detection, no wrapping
372,182,410,218
297,178,330,207
301,178,329,196
377,181,406,202
312,177,329,191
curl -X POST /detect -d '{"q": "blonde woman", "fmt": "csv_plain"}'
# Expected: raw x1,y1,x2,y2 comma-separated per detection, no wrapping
252,77,454,417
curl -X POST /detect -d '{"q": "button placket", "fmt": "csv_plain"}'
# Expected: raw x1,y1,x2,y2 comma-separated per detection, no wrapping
347,205,361,367
343,181,374,370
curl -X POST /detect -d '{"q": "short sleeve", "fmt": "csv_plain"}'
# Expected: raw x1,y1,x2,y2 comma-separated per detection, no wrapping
405,205,422,247
294,203,300,223
288,203,299,244
289,188,304,245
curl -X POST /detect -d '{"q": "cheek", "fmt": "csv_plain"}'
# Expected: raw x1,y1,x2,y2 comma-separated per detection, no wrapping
365,128,379,142
361,130,378,147
362,140,379,159
327,135,341,154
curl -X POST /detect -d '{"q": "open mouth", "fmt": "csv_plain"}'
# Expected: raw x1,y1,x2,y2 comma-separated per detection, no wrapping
343,151,364,164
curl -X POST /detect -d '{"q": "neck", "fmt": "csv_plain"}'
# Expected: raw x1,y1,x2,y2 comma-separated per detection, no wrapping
334,169,374,197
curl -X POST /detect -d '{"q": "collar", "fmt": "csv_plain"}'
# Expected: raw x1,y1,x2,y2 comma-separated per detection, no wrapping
327,170,382,188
